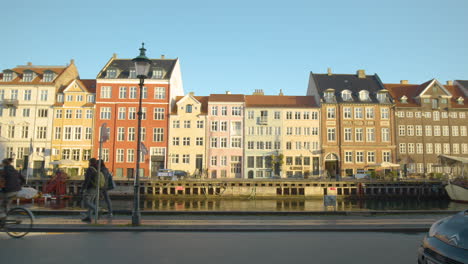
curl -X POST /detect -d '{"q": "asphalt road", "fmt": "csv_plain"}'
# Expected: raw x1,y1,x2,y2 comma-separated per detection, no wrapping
0,232,424,264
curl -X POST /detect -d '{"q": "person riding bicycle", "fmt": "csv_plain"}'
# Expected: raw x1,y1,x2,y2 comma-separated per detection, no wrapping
1,158,25,219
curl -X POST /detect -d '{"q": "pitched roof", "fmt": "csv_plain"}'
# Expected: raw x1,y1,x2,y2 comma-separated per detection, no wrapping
245,95,318,108
208,94,245,102
80,79,96,93
0,65,69,85
171,95,209,114
97,58,177,79
455,80,468,91
310,72,387,103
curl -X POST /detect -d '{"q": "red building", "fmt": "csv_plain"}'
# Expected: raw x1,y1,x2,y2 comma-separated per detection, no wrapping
94,54,184,178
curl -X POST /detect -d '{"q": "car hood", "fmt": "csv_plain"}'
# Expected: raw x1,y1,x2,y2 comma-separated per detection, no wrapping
433,210,468,250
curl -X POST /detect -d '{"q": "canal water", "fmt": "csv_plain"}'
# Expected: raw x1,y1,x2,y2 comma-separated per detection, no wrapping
28,198,467,212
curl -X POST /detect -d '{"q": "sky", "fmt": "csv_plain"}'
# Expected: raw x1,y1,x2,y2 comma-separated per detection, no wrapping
1,0,467,96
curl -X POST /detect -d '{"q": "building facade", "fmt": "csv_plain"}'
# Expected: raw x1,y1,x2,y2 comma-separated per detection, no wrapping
307,69,396,178
94,54,184,178
168,93,208,175
0,61,79,177
386,79,468,176
51,79,96,178
206,94,244,178
244,92,321,179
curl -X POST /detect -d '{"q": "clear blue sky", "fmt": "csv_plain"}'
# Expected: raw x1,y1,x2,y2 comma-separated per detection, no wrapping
1,0,467,96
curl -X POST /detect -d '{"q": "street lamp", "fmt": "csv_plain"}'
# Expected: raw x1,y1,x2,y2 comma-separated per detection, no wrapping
131,43,152,226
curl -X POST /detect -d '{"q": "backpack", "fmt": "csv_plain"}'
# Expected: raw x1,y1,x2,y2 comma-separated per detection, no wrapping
103,168,115,190
90,167,106,189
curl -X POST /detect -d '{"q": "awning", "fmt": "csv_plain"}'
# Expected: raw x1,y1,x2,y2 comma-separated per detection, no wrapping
438,155,468,164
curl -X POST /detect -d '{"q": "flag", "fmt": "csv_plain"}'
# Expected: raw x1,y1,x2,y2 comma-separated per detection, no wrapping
140,142,148,156
29,138,33,155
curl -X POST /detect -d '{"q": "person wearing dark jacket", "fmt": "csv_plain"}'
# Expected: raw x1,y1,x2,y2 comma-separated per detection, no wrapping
1,158,24,218
99,160,113,217
81,158,99,222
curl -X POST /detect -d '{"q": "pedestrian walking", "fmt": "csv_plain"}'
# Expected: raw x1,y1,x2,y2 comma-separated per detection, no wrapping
99,160,114,217
81,158,101,222
0,158,25,219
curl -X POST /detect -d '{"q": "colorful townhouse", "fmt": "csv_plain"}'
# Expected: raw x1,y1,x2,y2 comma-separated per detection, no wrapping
206,93,244,178
51,79,96,178
307,69,396,178
386,79,468,176
94,54,184,178
168,93,208,175
0,61,78,178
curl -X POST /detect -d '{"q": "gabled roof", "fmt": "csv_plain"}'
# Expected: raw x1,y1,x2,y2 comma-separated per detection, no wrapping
455,80,468,89
59,79,96,94
97,58,177,79
208,94,245,103
417,79,452,97
0,65,69,85
245,95,318,108
171,95,208,114
310,72,387,103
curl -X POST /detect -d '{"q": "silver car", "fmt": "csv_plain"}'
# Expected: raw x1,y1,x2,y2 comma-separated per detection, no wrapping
418,210,468,264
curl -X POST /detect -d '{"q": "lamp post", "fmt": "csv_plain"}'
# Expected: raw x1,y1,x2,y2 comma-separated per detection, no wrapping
131,43,152,226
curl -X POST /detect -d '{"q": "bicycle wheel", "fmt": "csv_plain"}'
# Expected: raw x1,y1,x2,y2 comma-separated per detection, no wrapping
5,207,34,238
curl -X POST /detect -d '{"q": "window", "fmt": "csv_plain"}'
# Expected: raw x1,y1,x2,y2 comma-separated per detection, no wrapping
415,112,421,118
40,90,48,101
383,151,391,162
442,126,449,136
106,69,117,78
397,111,404,118
211,121,218,131
184,120,191,129
344,128,352,141
142,86,147,99
407,125,414,136
127,127,135,141
85,127,92,140
443,143,450,154
406,111,413,118
295,127,301,135
75,110,82,119
275,141,281,149
416,143,423,154
399,143,406,154
152,69,163,79
359,90,369,101
183,137,190,146
327,107,335,119
327,128,336,141
87,94,95,103
197,120,204,128
367,151,375,163
248,111,254,119
426,143,433,154
382,128,390,142
7,125,15,138
99,107,111,119
171,154,179,164
355,128,363,142
76,95,83,102
366,128,375,142
286,111,292,119
128,107,136,120
452,126,459,137
460,112,466,118
356,151,364,163
118,107,126,120
433,111,440,121
186,104,193,113
153,128,164,142
461,126,467,136
232,106,241,116
23,72,33,82
74,127,82,140
62,149,71,160
64,127,72,140
10,89,18,99
72,149,80,161
211,156,217,166
37,126,47,139
354,107,363,119
434,126,441,136
408,143,415,154
100,86,112,98
66,95,73,102
172,120,180,128
442,112,448,118
295,142,302,150
21,126,29,139
9,108,16,117
116,149,124,163
286,142,292,150
38,109,48,118
311,111,318,120
219,106,227,116
211,137,218,148
183,155,190,164
342,90,352,101
154,108,165,120
343,107,352,119
379,108,389,119
119,87,127,99
415,125,422,136
220,121,227,131
211,106,218,116
21,108,30,118
23,90,32,101
453,144,460,154
220,137,227,148
129,87,137,99
365,107,374,119
127,149,135,162
425,126,432,136
345,151,353,163
435,144,442,154
196,137,203,146
153,87,166,99
295,111,301,119
232,137,242,148
462,144,468,154
3,72,13,81
140,127,146,141
172,137,180,146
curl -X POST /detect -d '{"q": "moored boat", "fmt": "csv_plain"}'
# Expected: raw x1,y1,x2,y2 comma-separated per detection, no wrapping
445,182,468,203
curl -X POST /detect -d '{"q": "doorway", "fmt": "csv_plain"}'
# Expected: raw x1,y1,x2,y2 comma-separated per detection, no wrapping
324,153,339,179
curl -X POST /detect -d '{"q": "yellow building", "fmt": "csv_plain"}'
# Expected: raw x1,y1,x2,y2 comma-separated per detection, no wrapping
51,79,96,178
168,93,208,176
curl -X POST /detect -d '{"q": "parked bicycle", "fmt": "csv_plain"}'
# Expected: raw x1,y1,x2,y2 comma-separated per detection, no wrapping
0,206,34,238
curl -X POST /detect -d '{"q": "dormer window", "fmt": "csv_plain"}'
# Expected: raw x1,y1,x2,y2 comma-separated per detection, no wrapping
186,104,193,113
23,71,34,82
152,69,163,79
324,90,334,99
359,90,370,101
57,93,64,103
3,72,13,81
341,90,352,101
107,69,117,78
457,97,464,105
129,69,136,79
400,95,408,103
377,92,387,103
43,71,54,82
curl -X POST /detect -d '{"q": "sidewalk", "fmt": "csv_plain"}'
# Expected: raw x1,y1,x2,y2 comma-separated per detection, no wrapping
28,211,449,232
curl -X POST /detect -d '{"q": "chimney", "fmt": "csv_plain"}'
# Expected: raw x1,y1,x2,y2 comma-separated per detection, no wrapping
357,69,366,79
279,89,284,96
189,92,194,96
226,91,231,94
112,53,117,59
27,62,32,66
400,80,408,84
70,59,75,65
161,55,165,59
446,80,453,86
327,68,332,76
253,89,264,95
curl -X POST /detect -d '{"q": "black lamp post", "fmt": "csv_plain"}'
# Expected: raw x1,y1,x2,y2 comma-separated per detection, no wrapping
131,43,152,226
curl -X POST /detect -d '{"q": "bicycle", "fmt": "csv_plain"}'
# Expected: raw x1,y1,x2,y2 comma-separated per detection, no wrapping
0,206,34,238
